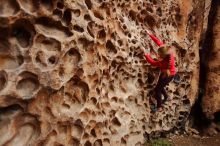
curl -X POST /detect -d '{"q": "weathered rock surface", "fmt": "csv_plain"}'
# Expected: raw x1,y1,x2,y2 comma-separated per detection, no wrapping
202,0,220,120
0,0,211,145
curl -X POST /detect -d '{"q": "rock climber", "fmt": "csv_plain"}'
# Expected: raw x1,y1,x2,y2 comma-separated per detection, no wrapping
141,30,176,112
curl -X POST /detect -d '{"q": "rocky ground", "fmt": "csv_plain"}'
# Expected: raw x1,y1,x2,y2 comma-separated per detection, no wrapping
171,134,220,146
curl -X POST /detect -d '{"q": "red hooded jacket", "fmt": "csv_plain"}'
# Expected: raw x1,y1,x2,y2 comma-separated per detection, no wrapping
145,34,176,76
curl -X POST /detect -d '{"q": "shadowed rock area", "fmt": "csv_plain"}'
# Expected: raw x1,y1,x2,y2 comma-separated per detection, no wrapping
0,0,218,145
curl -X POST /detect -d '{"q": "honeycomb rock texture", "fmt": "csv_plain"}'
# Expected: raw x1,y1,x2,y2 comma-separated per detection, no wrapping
0,0,209,145
202,1,220,120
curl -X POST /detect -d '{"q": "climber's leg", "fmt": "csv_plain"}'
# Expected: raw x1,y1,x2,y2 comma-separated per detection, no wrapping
155,86,162,108
162,88,168,100
161,76,174,103
155,75,174,107
155,75,163,108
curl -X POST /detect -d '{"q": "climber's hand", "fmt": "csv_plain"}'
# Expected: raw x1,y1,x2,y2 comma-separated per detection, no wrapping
140,47,145,53
166,69,171,77
146,30,151,35
145,53,150,56
162,70,171,78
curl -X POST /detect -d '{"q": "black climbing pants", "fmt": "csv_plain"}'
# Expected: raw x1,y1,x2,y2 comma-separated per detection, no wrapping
155,74,174,108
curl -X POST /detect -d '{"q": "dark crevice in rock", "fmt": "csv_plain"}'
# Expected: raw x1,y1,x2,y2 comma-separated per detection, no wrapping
0,104,24,114
214,112,220,123
189,0,219,135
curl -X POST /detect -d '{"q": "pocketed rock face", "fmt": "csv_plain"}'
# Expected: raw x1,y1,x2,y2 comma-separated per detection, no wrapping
0,0,208,145
202,1,220,120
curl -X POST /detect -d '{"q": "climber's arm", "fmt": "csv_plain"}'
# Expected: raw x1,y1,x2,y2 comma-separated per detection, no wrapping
145,54,161,67
146,30,164,47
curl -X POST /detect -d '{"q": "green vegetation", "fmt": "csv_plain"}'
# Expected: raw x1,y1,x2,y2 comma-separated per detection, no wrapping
144,139,173,146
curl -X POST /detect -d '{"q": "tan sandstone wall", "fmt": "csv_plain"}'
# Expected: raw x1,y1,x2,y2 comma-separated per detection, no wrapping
0,0,208,145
